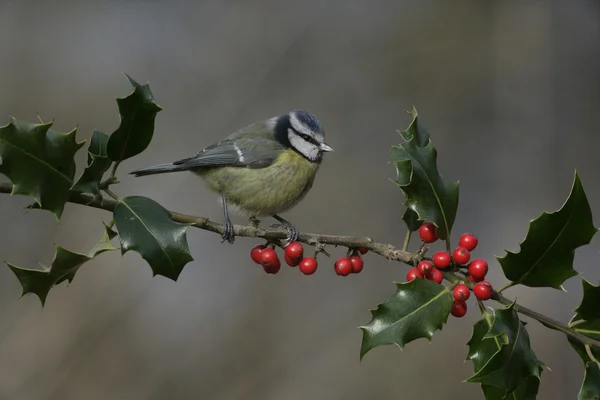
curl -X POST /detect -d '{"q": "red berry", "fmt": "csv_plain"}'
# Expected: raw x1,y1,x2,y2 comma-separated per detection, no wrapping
260,248,281,274
299,257,318,275
284,254,301,267
335,257,353,276
251,245,265,264
473,281,493,300
453,284,471,301
468,259,488,281
459,233,478,252
406,267,423,281
419,222,438,243
432,251,452,269
452,247,471,265
428,267,443,283
451,300,467,317
260,248,278,266
285,241,304,260
417,260,433,277
349,256,364,274
358,247,369,255
263,261,281,274
467,275,479,283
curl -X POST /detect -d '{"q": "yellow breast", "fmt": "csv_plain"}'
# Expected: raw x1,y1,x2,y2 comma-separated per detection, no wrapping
198,149,321,216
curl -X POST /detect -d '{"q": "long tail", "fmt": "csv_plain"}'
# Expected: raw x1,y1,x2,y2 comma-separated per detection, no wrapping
130,163,189,177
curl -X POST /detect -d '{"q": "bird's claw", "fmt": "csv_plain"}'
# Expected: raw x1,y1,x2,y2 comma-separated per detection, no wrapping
269,223,299,247
221,222,235,244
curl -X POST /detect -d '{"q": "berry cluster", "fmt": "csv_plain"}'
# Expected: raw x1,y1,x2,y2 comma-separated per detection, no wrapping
412,222,494,318
251,243,369,276
334,248,367,276
251,242,318,275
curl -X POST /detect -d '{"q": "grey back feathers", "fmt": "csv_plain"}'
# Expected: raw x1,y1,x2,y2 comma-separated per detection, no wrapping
130,110,331,177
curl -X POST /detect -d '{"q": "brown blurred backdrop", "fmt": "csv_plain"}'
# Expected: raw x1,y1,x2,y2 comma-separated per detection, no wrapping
1,1,599,399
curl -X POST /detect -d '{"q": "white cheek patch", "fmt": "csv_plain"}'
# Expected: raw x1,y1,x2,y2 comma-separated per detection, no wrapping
288,129,319,161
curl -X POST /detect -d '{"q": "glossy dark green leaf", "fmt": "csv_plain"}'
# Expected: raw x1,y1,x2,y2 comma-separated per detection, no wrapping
0,118,85,219
72,130,112,196
580,363,600,400
6,225,117,306
571,320,600,360
569,337,600,400
106,74,162,162
398,107,430,146
481,376,540,400
574,279,600,321
402,208,421,232
497,172,597,289
467,317,504,373
466,305,543,397
390,108,459,240
360,278,452,359
113,196,193,280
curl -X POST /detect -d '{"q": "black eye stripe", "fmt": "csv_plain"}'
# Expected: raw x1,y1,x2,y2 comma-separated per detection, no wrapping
291,127,319,146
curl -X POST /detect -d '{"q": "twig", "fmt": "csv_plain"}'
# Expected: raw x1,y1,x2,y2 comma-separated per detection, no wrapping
0,183,414,263
497,281,517,294
585,344,600,365
1,181,598,349
402,230,412,251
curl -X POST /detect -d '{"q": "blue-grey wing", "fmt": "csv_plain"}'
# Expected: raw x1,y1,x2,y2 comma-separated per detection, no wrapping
173,123,284,169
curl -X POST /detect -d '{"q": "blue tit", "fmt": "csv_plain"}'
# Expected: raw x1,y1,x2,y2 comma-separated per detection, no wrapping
130,110,333,244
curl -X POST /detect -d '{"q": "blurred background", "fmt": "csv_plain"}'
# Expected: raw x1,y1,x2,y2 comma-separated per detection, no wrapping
0,1,599,399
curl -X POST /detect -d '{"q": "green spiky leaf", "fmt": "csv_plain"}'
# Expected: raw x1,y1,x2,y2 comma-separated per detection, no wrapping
0,118,85,219
106,74,162,162
360,278,452,359
569,337,600,400
390,108,459,239
466,305,543,397
481,376,540,400
497,172,597,289
6,225,117,305
571,320,600,360
72,130,112,196
574,279,600,321
113,196,193,280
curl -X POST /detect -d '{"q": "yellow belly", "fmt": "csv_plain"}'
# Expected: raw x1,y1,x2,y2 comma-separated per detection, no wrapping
195,149,321,216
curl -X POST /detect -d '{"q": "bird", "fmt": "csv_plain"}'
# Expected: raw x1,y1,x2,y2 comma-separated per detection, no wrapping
130,110,333,244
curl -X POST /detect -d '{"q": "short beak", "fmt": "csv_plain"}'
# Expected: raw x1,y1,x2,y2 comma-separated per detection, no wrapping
320,143,334,152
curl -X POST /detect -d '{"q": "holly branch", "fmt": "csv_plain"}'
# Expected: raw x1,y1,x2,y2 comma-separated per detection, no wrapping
1,75,598,399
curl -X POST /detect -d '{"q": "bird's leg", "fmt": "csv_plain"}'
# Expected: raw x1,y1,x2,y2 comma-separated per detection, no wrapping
271,215,299,246
221,196,235,244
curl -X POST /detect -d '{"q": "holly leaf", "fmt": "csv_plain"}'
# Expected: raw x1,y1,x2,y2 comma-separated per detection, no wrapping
106,74,162,162
580,363,600,400
402,208,421,232
113,196,193,280
497,172,597,289
569,337,600,400
481,376,540,400
466,305,543,397
398,107,430,146
72,129,112,196
6,225,117,306
467,317,504,373
390,108,459,239
574,279,600,321
467,316,540,399
571,320,600,360
360,278,452,359
0,118,85,219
